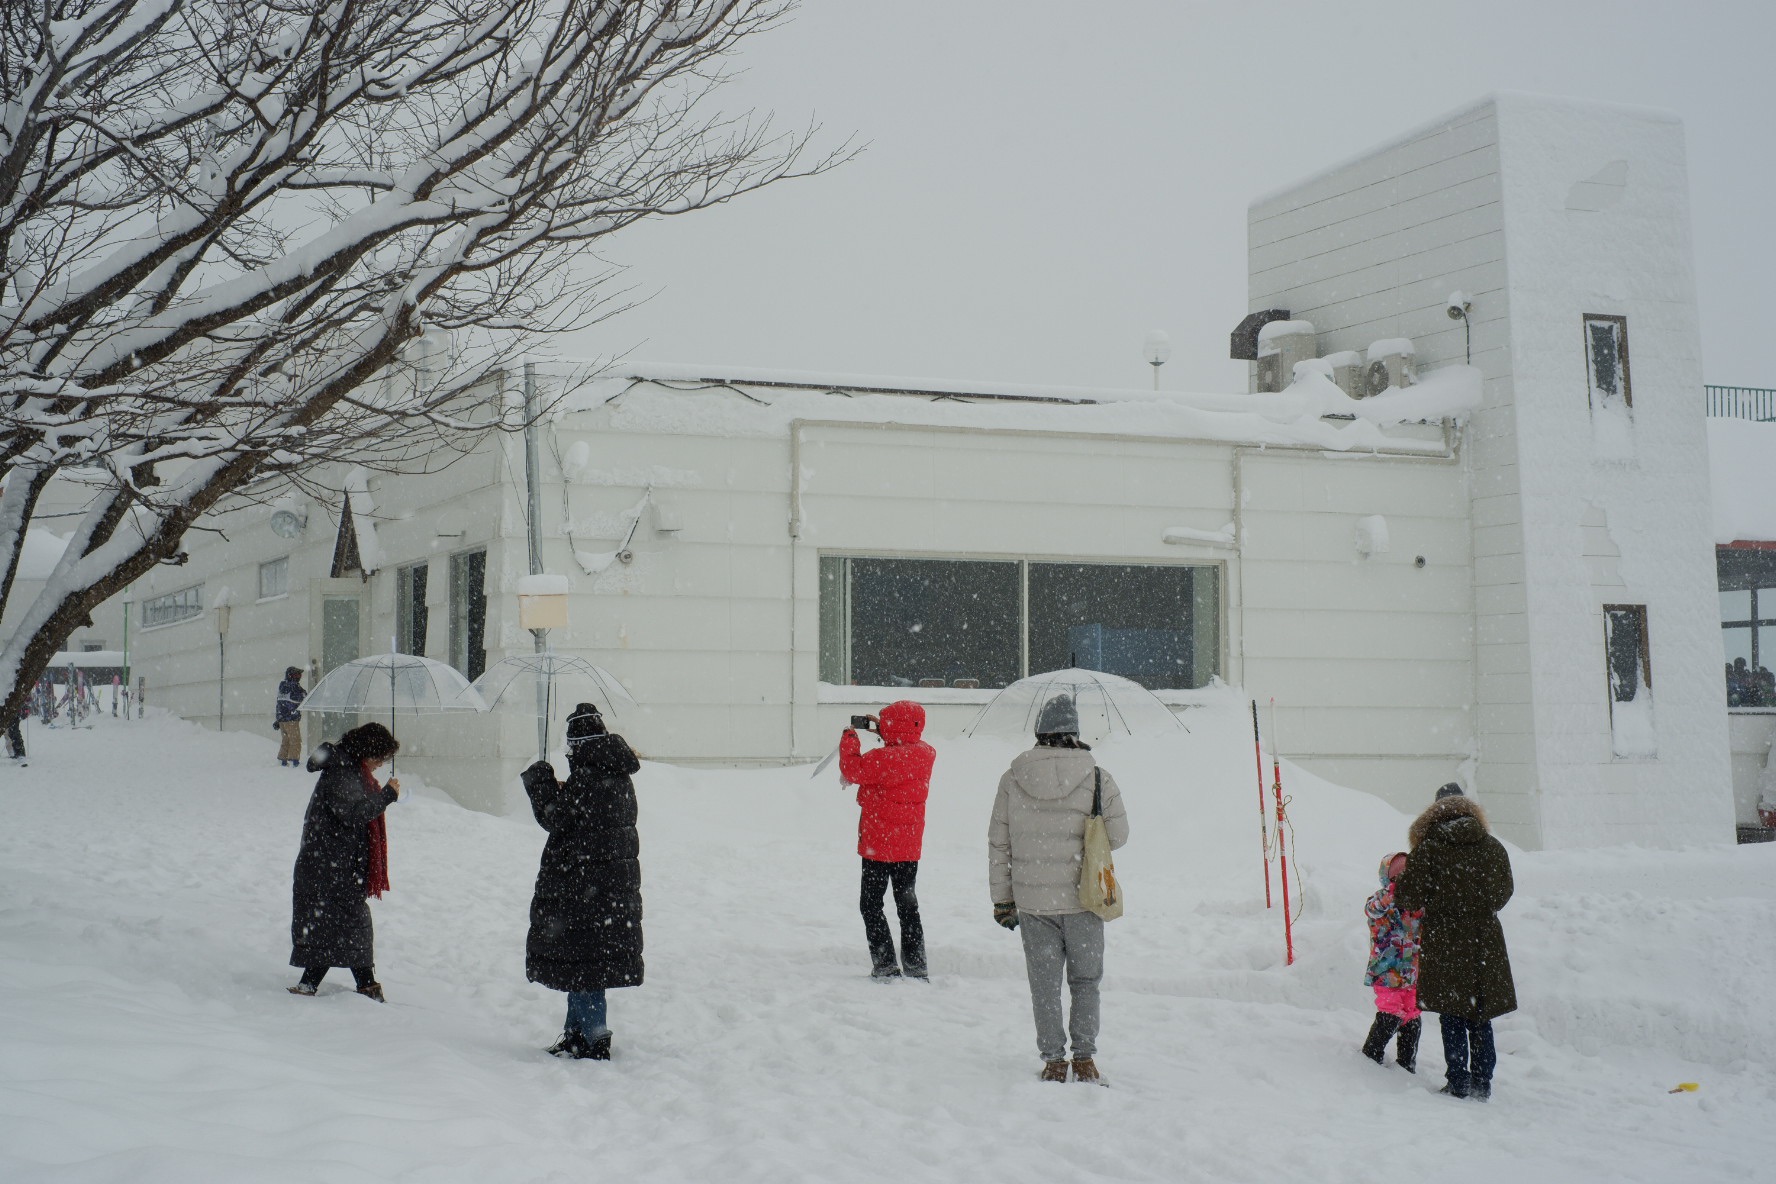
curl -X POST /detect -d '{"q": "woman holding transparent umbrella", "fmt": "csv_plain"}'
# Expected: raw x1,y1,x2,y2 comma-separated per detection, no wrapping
520,702,644,1060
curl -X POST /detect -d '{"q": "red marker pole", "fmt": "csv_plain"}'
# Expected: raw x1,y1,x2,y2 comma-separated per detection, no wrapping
1270,698,1295,966
1250,700,1272,908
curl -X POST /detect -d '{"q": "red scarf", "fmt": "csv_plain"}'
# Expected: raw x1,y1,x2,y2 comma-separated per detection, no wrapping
360,761,391,899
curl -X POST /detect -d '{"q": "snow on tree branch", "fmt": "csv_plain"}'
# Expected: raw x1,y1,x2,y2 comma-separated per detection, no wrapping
0,0,844,717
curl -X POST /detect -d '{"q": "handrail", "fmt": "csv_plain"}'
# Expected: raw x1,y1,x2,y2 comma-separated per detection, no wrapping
1707,385,1776,421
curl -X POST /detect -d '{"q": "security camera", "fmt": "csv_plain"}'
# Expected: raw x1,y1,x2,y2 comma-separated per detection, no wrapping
1446,291,1472,320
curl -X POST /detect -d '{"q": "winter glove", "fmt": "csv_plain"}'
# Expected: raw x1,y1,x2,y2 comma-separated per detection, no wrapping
993,901,1019,930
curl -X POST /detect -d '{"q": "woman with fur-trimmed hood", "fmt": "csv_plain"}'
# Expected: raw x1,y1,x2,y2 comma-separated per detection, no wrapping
1397,783,1516,1101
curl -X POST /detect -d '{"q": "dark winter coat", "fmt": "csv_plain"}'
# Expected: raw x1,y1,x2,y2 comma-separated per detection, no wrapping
1396,796,1517,1022
275,678,306,724
839,701,936,863
289,748,397,969
521,734,645,992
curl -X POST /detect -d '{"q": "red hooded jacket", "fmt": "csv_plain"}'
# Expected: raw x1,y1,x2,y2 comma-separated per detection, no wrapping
839,700,936,863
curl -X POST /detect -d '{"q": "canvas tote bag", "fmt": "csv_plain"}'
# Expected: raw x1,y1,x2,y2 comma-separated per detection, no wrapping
1078,768,1124,921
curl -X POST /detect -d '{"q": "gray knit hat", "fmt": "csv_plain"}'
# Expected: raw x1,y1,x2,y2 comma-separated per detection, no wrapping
1034,694,1080,736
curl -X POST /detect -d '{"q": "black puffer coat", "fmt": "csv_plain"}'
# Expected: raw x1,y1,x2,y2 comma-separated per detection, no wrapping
1397,795,1517,1022
522,734,644,992
290,745,397,969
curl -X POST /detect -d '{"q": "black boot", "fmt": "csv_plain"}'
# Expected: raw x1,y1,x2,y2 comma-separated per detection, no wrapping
1361,1012,1403,1064
1395,1018,1421,1073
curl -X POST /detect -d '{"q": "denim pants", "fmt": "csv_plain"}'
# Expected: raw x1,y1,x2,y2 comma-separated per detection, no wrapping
566,989,608,1038
1017,911,1105,1062
1439,1014,1497,1091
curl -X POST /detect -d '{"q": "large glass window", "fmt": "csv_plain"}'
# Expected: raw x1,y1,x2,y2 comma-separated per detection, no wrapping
141,585,202,627
449,550,486,680
397,563,429,656
819,555,1221,691
1717,546,1776,707
820,556,1020,689
1028,563,1218,689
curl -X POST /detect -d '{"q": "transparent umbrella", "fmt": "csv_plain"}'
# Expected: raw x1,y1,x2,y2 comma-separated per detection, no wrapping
466,653,637,762
963,667,1185,741
299,653,485,769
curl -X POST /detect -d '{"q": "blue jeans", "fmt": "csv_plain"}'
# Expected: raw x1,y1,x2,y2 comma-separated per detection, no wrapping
1439,1014,1496,1092
565,990,608,1038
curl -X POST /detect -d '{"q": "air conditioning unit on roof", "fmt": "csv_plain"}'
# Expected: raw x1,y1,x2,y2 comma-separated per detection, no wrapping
1364,338,1416,396
1255,320,1317,393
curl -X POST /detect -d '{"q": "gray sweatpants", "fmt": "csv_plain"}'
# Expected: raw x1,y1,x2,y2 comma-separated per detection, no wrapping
1017,910,1105,1062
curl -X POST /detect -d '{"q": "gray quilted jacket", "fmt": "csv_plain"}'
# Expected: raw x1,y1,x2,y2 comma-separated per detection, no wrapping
988,747,1129,915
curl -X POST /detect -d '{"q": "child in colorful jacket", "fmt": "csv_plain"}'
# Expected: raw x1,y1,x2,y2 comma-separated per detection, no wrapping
1361,851,1423,1071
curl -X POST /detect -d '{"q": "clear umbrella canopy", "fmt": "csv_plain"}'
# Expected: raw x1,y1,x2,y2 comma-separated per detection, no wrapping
300,653,486,716
465,653,638,762
299,654,485,768
963,667,1184,741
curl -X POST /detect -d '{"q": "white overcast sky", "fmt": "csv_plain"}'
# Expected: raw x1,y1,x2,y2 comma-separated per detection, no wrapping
562,0,1775,394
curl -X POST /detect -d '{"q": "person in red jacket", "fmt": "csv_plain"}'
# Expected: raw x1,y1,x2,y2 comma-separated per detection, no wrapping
839,700,937,980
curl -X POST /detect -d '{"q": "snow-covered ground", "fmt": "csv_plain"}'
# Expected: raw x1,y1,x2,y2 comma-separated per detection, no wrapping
3,701,1773,1183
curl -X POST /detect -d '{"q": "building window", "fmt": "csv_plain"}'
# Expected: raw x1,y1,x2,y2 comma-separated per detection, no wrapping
142,586,203,627
1583,314,1631,411
1028,562,1219,689
1715,546,1776,707
82,642,105,652
397,563,429,657
1604,604,1654,757
449,550,487,680
258,556,289,600
819,554,1222,691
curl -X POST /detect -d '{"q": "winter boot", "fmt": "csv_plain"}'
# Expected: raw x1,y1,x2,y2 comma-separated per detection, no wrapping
1038,1060,1069,1083
286,983,318,997
1438,1079,1471,1100
355,982,386,1003
583,1032,613,1061
1470,1079,1491,1102
1394,1018,1421,1073
870,961,902,981
1071,1057,1103,1085
1361,1012,1403,1064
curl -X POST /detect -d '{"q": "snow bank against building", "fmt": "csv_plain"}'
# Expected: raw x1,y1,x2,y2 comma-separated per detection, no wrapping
2,703,1771,1181
1708,417,1776,543
557,361,1483,455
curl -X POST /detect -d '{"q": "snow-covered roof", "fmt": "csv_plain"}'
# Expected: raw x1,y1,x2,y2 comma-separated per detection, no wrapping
556,361,1484,455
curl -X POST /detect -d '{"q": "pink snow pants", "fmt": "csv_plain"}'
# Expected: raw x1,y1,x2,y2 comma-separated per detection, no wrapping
1372,985,1421,1022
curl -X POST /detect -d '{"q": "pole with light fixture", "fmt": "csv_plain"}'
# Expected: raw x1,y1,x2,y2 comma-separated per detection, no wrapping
1143,330,1172,391
1446,291,1473,364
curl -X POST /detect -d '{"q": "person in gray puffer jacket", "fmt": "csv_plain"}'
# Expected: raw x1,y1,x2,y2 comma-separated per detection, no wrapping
988,694,1129,1084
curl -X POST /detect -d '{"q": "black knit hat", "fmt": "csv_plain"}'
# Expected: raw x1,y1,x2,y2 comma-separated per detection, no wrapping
1035,694,1079,736
1435,781,1465,800
566,702,605,742
285,666,303,681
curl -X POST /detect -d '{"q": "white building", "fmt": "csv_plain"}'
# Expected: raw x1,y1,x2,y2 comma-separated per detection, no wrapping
44,93,1735,849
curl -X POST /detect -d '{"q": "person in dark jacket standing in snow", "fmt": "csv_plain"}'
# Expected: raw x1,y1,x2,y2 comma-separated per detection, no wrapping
1396,783,1516,1101
988,695,1129,1084
840,700,937,980
287,723,401,1000
521,703,644,1061
274,667,306,767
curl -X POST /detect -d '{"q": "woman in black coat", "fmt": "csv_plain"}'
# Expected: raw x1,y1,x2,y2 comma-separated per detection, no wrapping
287,723,402,1001
520,702,643,1060
1397,784,1516,1101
